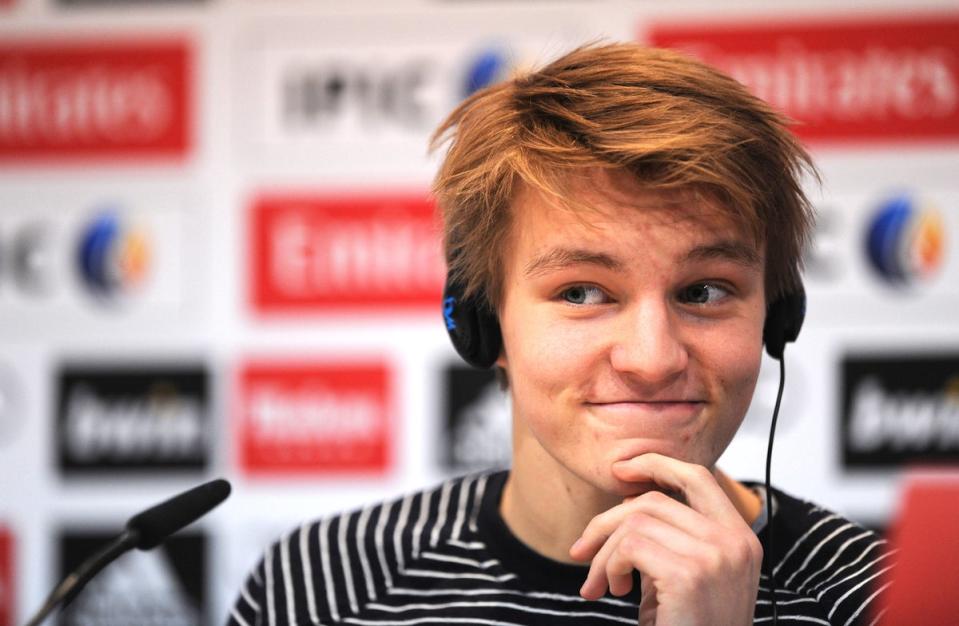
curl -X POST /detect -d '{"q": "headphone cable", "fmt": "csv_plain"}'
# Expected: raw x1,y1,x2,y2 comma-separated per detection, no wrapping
764,355,786,626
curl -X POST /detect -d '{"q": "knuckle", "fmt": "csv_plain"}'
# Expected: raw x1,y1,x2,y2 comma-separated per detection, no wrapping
688,464,713,483
583,513,611,539
622,512,648,533
675,561,704,592
637,490,671,506
699,546,725,575
620,531,645,553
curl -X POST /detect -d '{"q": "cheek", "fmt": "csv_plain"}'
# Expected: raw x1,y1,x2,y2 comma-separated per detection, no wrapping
708,324,764,414
507,317,588,401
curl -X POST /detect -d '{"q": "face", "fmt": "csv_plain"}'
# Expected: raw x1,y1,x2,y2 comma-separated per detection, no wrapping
496,170,767,497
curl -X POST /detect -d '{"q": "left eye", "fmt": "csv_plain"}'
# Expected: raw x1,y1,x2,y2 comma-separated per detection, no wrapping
680,283,730,305
561,285,609,305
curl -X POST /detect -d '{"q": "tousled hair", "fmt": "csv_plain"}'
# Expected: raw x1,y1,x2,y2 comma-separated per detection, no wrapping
431,42,817,310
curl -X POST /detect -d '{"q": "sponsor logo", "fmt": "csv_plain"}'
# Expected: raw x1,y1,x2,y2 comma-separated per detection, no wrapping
0,526,12,626
842,354,959,468
250,194,444,312
0,364,23,447
59,0,205,4
443,364,510,471
76,211,151,301
236,361,392,474
804,206,843,283
60,529,204,626
865,194,945,286
0,220,54,296
0,202,186,316
56,365,209,474
281,57,435,133
462,48,510,98
0,39,190,159
648,15,959,142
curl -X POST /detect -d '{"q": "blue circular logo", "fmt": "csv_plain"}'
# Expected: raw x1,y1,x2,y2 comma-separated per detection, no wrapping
77,212,150,299
865,194,944,285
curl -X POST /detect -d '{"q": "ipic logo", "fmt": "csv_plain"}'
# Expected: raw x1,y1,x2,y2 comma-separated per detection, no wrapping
865,194,945,286
283,58,434,131
76,212,151,301
0,221,54,297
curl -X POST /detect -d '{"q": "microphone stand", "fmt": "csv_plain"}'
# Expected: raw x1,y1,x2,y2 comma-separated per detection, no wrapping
22,529,140,626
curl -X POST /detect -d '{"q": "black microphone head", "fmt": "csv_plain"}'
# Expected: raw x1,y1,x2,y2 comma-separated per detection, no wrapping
125,478,231,550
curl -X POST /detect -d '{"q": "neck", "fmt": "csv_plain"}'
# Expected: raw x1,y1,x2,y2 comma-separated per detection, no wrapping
499,437,762,564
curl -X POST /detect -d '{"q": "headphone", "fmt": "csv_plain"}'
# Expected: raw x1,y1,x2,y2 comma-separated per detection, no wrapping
442,275,805,368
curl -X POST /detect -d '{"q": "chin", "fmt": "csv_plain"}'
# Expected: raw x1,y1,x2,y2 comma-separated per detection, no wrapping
610,438,690,464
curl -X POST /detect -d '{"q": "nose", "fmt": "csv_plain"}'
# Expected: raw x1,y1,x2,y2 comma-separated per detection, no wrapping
609,299,688,384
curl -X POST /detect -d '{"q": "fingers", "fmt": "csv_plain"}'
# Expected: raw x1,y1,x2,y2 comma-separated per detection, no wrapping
580,513,700,600
572,453,764,616
569,489,706,562
611,453,743,528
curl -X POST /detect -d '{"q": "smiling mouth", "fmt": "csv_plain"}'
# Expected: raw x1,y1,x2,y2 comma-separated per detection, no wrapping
586,400,705,407
584,400,706,420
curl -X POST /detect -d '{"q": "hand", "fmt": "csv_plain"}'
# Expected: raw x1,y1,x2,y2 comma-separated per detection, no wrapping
568,453,763,626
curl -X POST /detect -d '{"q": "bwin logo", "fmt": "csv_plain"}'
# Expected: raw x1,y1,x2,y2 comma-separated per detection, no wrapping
865,194,945,286
443,296,457,331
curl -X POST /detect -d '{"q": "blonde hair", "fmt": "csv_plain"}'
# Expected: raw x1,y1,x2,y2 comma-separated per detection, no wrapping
431,42,816,309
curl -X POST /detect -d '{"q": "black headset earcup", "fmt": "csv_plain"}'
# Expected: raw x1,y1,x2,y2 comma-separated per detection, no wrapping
442,278,502,369
763,287,806,360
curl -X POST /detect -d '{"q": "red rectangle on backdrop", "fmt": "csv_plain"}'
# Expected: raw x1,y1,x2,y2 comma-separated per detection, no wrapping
250,194,445,312
0,527,12,626
236,361,392,474
648,14,959,143
0,38,191,160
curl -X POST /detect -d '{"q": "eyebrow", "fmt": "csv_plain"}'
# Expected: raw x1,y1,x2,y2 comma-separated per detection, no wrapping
684,240,761,268
522,240,761,279
524,248,625,278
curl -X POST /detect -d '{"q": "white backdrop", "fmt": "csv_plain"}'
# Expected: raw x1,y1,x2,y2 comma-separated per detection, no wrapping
0,1,957,624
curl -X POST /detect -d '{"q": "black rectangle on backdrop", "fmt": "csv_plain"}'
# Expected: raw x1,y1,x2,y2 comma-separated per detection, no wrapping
841,354,959,468
55,364,209,474
58,529,206,626
442,364,511,471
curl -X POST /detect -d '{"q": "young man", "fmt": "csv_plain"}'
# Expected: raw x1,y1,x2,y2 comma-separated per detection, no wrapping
228,43,891,626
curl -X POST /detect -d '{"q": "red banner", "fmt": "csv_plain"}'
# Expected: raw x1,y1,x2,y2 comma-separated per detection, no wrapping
250,194,444,313
0,527,12,626
648,15,959,143
0,38,191,160
236,361,392,474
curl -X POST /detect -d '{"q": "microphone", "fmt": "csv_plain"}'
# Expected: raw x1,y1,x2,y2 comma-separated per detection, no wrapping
22,478,231,626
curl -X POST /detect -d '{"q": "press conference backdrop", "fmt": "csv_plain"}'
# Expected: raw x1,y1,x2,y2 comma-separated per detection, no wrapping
0,1,957,624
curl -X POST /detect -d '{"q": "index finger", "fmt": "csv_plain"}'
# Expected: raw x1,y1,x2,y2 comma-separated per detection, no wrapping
611,453,743,527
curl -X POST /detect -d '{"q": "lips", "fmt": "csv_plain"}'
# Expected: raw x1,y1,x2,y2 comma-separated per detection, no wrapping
584,400,706,424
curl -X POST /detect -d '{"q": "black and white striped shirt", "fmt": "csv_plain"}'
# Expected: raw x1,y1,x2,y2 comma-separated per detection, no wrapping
227,471,893,625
